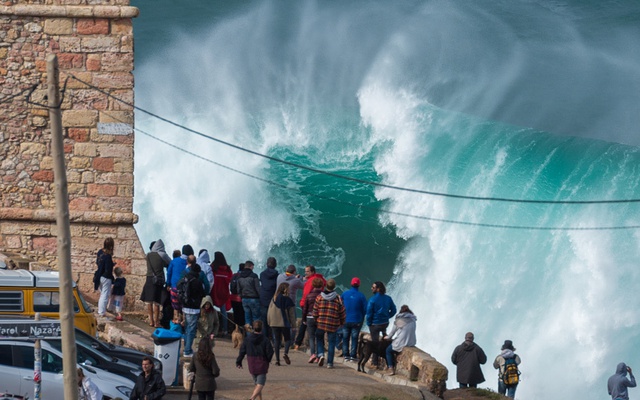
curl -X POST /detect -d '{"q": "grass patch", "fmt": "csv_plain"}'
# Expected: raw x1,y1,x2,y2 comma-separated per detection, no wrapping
468,388,503,399
361,396,389,400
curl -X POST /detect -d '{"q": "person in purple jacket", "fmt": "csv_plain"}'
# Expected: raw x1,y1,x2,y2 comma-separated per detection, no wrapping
236,320,274,400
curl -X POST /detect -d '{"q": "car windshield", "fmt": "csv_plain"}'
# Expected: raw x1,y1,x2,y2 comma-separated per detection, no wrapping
46,339,114,362
75,328,116,350
76,289,92,313
74,329,94,348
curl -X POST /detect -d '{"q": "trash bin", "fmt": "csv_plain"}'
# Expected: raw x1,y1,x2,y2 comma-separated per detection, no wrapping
152,328,182,386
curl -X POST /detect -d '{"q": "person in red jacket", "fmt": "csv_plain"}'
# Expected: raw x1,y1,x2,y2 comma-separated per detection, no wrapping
299,265,326,308
211,251,233,337
293,265,327,350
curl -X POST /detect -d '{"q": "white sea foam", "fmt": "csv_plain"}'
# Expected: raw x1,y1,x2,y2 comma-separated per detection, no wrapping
361,84,640,399
133,2,640,399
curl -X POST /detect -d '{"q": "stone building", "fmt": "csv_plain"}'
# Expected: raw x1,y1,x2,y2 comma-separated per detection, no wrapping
0,0,147,309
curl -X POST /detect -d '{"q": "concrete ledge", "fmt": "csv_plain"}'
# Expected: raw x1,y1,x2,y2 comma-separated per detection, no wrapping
356,332,448,398
0,207,138,225
0,5,139,18
397,346,448,398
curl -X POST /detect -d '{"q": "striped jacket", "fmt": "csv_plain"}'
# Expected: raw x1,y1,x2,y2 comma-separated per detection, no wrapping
312,290,346,333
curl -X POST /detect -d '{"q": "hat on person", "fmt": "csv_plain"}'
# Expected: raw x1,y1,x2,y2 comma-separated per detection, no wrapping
351,277,360,287
501,340,515,351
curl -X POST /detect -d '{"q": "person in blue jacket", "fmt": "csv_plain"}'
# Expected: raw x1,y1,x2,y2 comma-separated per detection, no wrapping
366,281,397,367
341,277,367,361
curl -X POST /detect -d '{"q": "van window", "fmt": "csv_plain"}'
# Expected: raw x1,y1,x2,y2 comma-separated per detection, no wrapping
0,291,23,312
33,291,80,313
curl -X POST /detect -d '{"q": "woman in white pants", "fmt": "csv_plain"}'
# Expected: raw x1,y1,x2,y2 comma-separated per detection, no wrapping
96,237,115,316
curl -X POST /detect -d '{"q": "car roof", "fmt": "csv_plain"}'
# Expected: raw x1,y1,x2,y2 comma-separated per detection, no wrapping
0,269,76,288
0,337,134,387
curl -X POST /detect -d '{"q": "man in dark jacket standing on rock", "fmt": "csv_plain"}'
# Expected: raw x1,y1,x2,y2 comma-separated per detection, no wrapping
259,257,279,339
451,332,487,388
130,356,166,400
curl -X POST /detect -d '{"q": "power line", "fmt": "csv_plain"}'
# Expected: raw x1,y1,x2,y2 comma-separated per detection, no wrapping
64,73,640,206
0,84,39,104
135,125,640,231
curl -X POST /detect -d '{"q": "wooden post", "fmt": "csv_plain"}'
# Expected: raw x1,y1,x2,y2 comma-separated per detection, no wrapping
47,54,78,400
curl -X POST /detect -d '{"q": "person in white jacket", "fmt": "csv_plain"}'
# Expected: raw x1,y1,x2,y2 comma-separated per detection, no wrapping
384,304,417,375
77,368,103,400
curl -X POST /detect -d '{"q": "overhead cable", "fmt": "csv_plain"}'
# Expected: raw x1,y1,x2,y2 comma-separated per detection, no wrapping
64,73,640,205
136,126,640,231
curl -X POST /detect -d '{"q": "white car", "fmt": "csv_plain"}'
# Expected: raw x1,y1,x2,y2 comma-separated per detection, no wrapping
0,339,133,399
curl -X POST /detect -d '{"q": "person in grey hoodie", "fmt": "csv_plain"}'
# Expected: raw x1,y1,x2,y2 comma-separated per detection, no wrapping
493,340,521,398
451,332,487,388
384,305,417,375
608,362,636,400
276,264,304,305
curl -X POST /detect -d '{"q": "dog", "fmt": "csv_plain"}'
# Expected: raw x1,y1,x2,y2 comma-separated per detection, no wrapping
231,324,245,349
357,332,392,373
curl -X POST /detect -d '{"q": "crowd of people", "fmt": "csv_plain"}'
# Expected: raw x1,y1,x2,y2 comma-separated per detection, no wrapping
95,237,637,400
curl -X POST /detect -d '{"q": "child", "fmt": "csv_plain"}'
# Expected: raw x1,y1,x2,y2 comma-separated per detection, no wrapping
170,315,184,335
109,267,126,321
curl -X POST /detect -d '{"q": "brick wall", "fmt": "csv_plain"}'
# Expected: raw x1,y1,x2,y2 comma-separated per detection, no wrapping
0,0,146,310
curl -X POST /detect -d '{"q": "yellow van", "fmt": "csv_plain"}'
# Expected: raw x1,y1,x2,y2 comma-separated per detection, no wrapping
0,269,96,336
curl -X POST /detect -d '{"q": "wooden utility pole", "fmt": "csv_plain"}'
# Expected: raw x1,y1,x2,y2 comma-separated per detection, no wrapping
47,54,78,400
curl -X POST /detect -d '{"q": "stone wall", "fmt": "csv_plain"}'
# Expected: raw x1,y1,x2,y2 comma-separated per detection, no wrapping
0,0,146,309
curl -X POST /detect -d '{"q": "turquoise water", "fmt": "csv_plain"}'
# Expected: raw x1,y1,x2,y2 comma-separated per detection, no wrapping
131,1,640,398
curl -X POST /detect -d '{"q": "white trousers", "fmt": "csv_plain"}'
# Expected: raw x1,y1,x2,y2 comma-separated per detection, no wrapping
98,276,112,315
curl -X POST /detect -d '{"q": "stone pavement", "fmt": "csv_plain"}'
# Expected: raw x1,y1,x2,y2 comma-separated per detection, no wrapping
97,313,439,400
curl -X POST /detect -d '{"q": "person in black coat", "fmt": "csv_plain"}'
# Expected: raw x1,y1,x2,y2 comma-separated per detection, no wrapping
451,332,487,388
129,356,166,400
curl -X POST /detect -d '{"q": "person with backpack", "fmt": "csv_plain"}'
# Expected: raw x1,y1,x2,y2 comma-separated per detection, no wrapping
179,256,207,357
493,339,521,398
